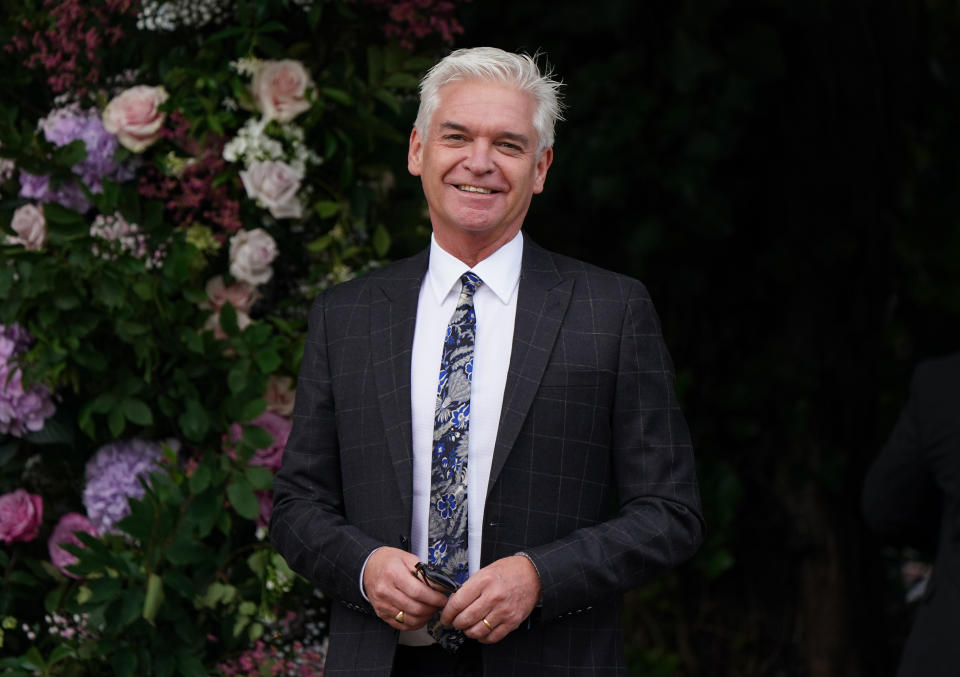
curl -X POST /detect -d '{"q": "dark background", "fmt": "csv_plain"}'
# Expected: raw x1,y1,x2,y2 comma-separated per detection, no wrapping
395,1,960,675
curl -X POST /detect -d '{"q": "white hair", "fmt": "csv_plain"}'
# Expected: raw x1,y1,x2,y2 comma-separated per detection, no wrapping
414,47,565,155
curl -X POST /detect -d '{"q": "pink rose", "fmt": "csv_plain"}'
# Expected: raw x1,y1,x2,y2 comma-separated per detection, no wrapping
0,489,43,544
102,85,169,153
7,203,46,250
225,411,291,472
251,60,314,123
203,275,259,314
229,228,278,286
264,375,296,417
239,160,303,219
48,512,98,578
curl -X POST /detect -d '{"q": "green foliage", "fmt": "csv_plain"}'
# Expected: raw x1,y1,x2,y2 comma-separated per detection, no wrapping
0,0,457,673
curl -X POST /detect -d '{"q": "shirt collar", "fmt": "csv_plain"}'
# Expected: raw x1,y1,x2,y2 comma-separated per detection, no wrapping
427,231,523,306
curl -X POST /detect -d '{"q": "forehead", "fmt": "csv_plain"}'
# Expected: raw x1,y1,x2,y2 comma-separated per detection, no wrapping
431,80,537,135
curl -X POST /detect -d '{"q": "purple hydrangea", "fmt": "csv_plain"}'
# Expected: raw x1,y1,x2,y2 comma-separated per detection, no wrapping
83,439,163,533
0,324,56,438
19,106,137,212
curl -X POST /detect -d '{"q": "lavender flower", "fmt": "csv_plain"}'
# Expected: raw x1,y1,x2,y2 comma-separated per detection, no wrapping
0,324,56,438
19,106,137,212
83,439,163,533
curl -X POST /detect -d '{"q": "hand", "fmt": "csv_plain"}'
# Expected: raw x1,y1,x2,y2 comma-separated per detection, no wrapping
440,555,541,644
362,547,449,630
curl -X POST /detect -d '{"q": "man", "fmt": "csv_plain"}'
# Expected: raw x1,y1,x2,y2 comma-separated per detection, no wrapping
270,47,704,676
862,352,960,676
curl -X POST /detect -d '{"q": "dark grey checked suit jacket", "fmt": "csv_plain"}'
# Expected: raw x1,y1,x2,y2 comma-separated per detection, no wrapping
270,236,704,676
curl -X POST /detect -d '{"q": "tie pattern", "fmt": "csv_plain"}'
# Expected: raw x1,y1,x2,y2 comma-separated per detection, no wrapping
427,272,481,650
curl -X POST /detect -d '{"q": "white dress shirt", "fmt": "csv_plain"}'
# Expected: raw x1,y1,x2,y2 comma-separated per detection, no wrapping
400,231,521,643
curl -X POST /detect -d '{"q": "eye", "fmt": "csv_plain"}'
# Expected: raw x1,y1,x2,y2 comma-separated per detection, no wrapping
497,141,523,152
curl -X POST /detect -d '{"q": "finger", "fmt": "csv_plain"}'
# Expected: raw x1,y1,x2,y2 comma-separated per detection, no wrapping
439,582,482,626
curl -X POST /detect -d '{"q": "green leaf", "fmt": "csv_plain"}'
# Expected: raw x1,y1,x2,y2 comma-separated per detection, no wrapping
314,200,340,219
164,542,213,566
142,573,164,624
239,397,266,422
244,465,274,490
383,72,420,89
174,655,206,677
122,398,154,426
52,139,88,167
226,477,258,520
242,423,274,450
227,359,250,393
87,578,124,604
47,644,76,665
254,347,281,374
321,87,355,106
178,399,210,442
114,589,145,630
115,495,156,543
372,224,391,257
108,406,126,438
110,648,137,677
220,301,240,337
188,462,212,494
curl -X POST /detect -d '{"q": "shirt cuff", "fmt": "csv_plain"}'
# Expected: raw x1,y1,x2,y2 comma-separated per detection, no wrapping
359,546,386,602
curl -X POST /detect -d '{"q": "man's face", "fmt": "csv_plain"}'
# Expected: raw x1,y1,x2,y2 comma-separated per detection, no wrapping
408,80,553,250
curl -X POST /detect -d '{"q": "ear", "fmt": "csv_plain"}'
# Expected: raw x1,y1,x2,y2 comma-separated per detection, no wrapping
532,147,553,194
408,127,423,176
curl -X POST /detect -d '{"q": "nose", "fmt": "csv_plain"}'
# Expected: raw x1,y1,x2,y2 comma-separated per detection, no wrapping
463,140,494,174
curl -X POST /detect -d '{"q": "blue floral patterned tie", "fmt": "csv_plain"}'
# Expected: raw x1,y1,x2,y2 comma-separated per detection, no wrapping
427,272,481,650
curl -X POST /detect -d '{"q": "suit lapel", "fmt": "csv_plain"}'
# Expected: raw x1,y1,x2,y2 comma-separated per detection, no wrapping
370,249,429,516
487,239,572,496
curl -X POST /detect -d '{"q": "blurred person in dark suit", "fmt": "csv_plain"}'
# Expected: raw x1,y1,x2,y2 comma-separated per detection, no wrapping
270,46,704,676
863,352,960,676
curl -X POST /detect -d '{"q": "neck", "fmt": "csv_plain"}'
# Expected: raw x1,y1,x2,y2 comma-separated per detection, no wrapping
433,226,521,268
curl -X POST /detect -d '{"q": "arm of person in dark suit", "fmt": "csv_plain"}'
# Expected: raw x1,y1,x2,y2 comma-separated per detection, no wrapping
445,281,704,636
862,363,942,552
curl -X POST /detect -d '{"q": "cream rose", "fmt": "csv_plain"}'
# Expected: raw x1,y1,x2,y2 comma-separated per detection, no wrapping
251,60,314,123
264,375,296,417
239,160,303,219
229,228,278,286
7,204,46,251
102,85,169,153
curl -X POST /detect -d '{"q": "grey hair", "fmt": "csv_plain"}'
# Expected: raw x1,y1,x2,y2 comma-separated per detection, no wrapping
414,47,565,155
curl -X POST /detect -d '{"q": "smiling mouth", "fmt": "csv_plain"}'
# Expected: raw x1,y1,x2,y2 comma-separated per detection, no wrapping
456,185,498,194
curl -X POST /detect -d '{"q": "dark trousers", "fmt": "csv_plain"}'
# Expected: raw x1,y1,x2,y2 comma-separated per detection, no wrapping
392,641,482,677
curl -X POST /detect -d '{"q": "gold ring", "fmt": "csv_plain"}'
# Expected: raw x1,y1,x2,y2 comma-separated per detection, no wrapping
482,618,493,631
395,610,405,623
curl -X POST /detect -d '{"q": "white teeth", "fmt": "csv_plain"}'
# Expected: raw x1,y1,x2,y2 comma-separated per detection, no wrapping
457,185,494,194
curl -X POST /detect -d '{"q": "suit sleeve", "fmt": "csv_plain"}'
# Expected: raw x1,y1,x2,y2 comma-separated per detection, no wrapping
269,292,382,609
521,285,705,621
862,365,941,552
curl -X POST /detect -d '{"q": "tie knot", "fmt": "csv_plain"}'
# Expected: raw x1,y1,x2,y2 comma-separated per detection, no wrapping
460,272,482,296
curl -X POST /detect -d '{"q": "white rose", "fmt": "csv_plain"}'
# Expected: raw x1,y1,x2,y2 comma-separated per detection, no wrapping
239,160,303,219
251,60,314,123
7,204,46,251
102,85,169,153
229,228,278,286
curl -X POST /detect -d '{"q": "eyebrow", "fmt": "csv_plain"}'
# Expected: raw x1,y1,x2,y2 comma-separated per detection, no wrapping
438,121,530,147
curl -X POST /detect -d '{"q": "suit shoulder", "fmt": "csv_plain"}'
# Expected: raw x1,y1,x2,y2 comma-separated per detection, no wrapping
310,250,427,308
536,246,651,300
